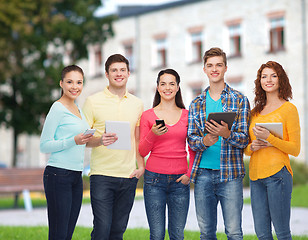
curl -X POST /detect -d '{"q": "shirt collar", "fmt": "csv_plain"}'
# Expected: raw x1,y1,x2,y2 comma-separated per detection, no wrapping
201,83,231,98
104,86,129,99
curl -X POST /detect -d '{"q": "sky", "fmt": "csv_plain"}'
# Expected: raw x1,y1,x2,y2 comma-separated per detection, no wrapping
96,0,181,16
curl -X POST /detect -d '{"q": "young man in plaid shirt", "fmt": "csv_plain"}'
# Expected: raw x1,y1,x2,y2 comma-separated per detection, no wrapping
187,47,250,240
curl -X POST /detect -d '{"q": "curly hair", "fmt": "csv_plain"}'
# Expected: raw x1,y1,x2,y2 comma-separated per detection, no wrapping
252,61,292,115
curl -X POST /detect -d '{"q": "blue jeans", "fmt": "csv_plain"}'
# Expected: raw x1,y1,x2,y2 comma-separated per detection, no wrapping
43,166,83,240
250,166,293,240
90,175,138,240
143,170,190,240
194,168,243,240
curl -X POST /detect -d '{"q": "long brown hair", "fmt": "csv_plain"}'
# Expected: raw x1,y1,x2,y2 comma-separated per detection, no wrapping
152,69,185,109
252,61,292,115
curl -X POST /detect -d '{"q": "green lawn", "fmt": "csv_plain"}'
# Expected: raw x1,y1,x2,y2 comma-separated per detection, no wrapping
0,194,91,209
1,184,307,209
243,184,308,207
0,227,307,240
0,185,307,239
291,184,308,207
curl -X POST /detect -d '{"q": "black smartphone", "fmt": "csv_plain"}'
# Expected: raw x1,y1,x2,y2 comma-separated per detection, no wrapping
155,119,165,129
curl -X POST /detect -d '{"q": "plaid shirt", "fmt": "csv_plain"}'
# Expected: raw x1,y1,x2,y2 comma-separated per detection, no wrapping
188,83,250,183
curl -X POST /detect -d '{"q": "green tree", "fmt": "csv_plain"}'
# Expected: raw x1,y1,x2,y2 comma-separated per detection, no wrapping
0,0,114,166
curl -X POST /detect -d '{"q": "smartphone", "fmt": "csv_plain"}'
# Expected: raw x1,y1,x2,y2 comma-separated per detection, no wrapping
155,119,165,129
83,129,96,135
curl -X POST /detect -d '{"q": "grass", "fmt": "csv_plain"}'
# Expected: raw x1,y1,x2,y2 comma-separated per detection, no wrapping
0,227,307,240
243,184,308,207
1,184,307,209
0,185,307,239
291,184,308,207
0,193,91,209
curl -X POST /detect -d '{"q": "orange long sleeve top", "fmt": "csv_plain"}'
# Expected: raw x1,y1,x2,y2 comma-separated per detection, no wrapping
244,102,300,181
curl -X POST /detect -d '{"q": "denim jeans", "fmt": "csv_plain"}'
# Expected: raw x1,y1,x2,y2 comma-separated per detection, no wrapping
194,168,243,240
43,166,83,240
90,175,138,240
250,166,293,240
143,170,190,240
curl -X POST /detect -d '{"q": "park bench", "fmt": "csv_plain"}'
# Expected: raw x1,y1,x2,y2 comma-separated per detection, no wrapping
0,168,45,211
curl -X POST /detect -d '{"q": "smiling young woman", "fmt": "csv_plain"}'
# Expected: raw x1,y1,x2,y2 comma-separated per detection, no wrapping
139,69,195,240
245,61,300,239
40,65,93,240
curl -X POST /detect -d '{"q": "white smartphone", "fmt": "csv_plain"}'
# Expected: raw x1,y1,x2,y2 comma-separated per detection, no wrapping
83,129,96,135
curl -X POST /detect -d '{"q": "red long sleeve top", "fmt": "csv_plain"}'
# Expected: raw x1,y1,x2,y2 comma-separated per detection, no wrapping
139,108,195,177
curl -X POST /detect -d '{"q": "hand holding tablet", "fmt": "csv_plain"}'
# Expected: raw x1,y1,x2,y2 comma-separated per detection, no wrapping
254,122,283,143
204,112,237,134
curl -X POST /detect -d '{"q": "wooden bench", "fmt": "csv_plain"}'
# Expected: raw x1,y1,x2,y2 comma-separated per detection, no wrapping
0,168,45,211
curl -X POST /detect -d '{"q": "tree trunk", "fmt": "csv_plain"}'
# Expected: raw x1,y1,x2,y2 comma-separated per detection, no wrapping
12,128,18,167
12,129,19,207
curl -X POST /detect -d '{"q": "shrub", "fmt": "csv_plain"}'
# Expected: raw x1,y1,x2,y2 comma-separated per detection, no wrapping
243,159,250,187
290,159,308,185
83,176,90,190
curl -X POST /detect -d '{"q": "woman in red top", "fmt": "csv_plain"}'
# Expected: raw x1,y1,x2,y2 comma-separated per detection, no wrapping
139,69,195,240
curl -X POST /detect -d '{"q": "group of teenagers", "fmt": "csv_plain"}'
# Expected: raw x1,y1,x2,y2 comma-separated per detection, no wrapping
40,47,301,240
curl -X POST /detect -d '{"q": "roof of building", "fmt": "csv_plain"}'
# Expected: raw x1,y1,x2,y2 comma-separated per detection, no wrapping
118,0,206,18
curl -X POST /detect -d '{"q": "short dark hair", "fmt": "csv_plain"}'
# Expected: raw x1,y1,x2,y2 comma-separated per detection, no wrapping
105,54,130,73
203,47,227,66
61,65,84,80
152,69,185,109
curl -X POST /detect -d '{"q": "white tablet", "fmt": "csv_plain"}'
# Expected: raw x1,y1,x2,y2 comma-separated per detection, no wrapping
255,122,283,139
105,121,131,150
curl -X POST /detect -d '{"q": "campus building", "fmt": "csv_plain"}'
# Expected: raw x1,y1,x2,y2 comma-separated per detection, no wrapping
2,0,307,167
83,0,308,161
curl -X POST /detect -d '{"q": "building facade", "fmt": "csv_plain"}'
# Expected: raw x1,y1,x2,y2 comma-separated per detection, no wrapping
84,0,308,161
2,0,307,167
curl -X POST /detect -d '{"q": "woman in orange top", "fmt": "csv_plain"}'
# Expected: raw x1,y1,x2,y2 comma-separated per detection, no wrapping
245,61,300,240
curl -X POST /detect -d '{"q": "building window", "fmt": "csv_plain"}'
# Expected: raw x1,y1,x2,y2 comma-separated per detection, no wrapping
227,76,244,92
94,48,102,77
269,17,285,52
155,38,167,68
191,32,203,63
192,87,202,97
124,44,134,72
228,24,241,57
189,82,203,98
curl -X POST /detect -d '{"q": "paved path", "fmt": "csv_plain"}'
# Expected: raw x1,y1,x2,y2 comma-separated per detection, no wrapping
0,190,307,236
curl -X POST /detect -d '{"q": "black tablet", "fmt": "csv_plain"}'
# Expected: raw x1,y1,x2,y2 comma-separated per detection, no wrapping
204,112,237,133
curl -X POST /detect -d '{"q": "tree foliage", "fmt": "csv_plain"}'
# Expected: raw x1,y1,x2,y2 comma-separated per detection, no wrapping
0,0,114,166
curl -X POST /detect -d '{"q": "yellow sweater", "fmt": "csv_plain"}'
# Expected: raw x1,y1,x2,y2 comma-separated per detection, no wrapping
244,102,300,181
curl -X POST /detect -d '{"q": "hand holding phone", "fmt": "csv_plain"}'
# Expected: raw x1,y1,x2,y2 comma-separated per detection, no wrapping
155,119,165,129
83,129,96,135
153,119,168,136
75,129,95,145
